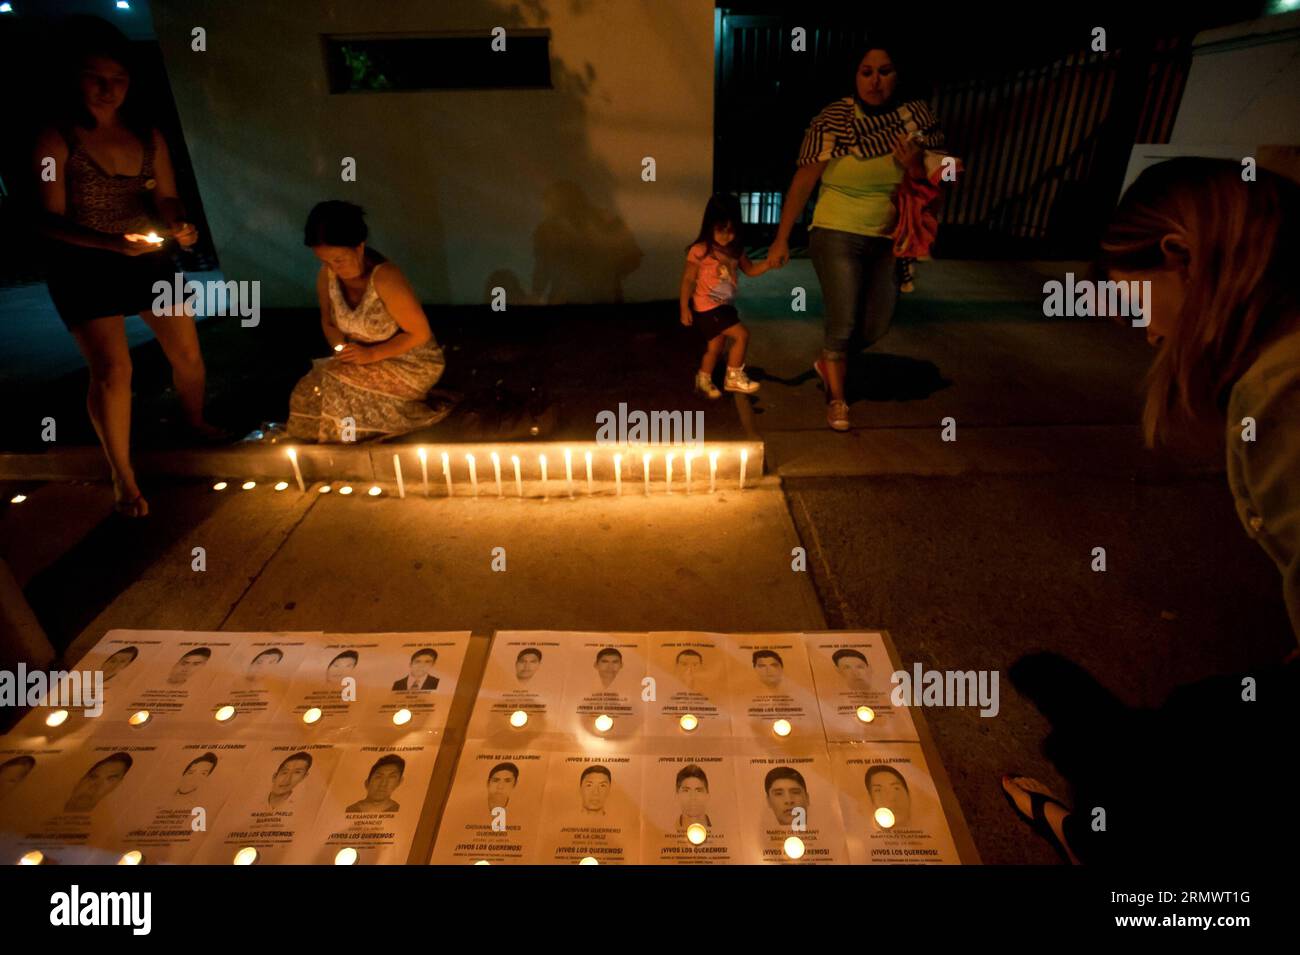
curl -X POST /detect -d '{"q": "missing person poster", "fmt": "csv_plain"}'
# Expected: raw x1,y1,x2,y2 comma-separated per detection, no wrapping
735,749,849,864
192,741,340,864
640,750,740,864
430,743,552,865
724,634,822,740
275,638,387,731
362,632,471,733
831,742,961,865
112,740,254,864
0,740,75,863
7,631,181,739
2,740,165,864
559,635,648,741
467,633,567,739
645,632,732,737
202,635,321,729
301,742,438,864
804,632,918,742
538,752,643,864
113,633,239,729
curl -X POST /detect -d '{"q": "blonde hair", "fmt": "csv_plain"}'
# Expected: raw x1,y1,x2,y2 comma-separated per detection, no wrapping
1101,158,1299,447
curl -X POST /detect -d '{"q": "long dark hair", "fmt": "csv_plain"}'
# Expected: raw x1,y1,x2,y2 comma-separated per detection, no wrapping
687,193,744,260
58,16,153,141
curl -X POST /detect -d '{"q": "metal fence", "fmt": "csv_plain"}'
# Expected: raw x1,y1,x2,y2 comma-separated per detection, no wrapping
714,14,1192,257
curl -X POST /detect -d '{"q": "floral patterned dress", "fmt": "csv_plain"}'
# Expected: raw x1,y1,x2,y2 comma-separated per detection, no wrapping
287,263,447,442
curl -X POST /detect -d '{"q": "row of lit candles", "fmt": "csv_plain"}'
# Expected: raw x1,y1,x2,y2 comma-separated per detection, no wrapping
43,702,875,734
25,700,887,867
271,446,752,499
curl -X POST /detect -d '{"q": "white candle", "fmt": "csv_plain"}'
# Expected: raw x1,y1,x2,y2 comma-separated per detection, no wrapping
709,450,719,493
286,447,306,492
614,454,622,496
393,454,405,499
539,454,548,500
666,452,675,494
441,451,452,496
584,450,593,494
685,452,695,494
564,448,574,498
512,455,522,496
491,452,503,497
643,452,651,495
739,448,748,490
466,454,478,498
417,447,429,497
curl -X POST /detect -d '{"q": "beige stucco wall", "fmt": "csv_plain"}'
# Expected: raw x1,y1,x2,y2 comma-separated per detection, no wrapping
152,0,715,306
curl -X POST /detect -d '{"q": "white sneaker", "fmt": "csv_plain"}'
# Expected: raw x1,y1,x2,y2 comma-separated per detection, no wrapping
724,366,759,394
827,399,850,431
695,371,721,399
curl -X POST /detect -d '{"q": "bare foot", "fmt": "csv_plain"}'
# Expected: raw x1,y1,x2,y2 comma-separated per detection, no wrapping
113,478,149,518
1002,775,1081,864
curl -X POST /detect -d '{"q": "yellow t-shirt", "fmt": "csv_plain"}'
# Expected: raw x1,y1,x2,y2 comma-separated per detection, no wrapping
811,152,902,237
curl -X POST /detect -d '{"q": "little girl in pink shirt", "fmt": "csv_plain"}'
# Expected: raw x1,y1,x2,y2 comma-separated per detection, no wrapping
679,194,776,398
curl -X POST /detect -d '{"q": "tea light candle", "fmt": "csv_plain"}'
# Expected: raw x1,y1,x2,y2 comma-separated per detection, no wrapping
772,718,792,738
45,709,69,728
392,708,412,726
417,447,429,497
579,856,599,865
509,709,529,728
214,705,236,722
367,486,382,497
233,847,258,865
128,710,151,727
686,823,708,845
679,713,699,732
334,343,345,353
319,485,332,494
302,707,323,724
274,481,288,491
512,455,523,497
491,452,503,497
241,480,256,491
474,860,491,866
338,485,353,495
117,850,144,866
874,807,896,829
594,714,614,733
212,481,227,491
856,705,876,723
18,851,45,865
334,847,358,866
783,836,805,860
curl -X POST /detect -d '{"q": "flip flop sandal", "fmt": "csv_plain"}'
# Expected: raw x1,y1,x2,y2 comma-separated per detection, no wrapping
1002,775,1076,865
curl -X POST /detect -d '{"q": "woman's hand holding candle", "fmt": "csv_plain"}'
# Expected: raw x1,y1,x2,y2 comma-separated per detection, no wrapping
335,342,375,364
169,221,199,248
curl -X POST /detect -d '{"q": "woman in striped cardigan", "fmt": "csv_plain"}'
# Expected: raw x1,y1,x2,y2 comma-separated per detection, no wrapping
769,47,950,431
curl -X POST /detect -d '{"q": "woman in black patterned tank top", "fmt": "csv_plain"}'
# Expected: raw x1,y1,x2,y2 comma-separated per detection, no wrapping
34,20,219,518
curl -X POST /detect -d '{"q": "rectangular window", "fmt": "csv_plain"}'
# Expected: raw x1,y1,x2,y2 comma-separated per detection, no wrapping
323,31,551,93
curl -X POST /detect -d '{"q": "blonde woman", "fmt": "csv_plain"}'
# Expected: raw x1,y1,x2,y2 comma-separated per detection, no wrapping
1002,158,1300,865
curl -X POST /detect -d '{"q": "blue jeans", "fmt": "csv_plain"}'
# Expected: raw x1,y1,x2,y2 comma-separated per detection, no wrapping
809,227,897,361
